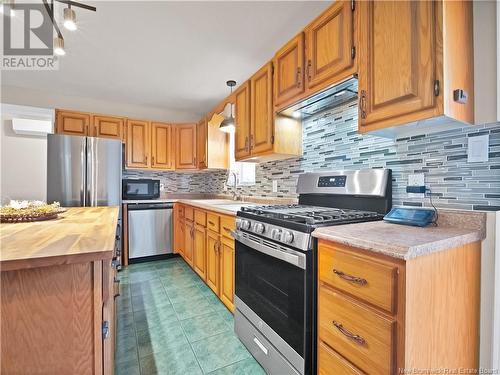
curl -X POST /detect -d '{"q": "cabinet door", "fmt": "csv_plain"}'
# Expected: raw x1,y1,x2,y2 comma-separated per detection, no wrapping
273,33,305,109
234,81,251,160
193,224,207,280
175,124,197,170
250,62,274,156
219,236,235,312
126,119,150,169
206,230,220,295
151,122,174,170
184,221,194,267
305,1,355,91
197,118,207,169
358,1,437,129
92,115,124,140
56,109,90,136
173,204,185,255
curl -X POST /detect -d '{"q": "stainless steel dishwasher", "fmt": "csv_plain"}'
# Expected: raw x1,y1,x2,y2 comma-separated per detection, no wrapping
127,202,174,260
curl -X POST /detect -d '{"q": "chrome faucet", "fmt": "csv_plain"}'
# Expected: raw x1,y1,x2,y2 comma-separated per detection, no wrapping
228,171,239,201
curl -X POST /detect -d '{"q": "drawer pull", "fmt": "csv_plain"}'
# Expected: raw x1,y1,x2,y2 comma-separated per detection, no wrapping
333,321,366,346
333,269,368,286
208,221,215,226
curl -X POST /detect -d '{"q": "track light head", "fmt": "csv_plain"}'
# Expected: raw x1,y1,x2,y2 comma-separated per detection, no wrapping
63,7,77,31
54,36,65,56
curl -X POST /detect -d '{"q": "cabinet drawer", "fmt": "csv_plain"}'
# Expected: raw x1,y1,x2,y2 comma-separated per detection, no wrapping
220,215,235,239
318,286,395,375
207,213,220,233
184,206,194,222
318,341,365,375
195,209,206,226
319,242,398,314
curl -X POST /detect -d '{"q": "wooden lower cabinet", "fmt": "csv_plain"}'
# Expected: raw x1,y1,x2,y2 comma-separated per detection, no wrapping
174,204,235,312
193,223,207,280
1,259,117,375
206,229,220,294
317,239,481,375
173,204,185,255
219,235,235,311
184,219,194,267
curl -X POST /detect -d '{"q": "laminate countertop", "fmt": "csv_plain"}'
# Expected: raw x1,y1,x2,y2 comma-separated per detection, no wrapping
0,206,119,271
312,210,486,260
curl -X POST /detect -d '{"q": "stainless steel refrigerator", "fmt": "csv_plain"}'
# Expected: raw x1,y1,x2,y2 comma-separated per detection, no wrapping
47,133,121,207
47,133,122,266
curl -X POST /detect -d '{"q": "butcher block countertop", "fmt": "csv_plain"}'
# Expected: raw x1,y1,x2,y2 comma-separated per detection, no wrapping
0,206,119,271
313,209,486,260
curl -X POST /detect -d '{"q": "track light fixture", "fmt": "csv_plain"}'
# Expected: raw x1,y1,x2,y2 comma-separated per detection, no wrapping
53,36,65,56
42,0,96,56
63,5,77,31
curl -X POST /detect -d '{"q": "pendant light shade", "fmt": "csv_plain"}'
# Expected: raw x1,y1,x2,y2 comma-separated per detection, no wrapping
54,36,65,56
63,7,77,31
219,80,236,133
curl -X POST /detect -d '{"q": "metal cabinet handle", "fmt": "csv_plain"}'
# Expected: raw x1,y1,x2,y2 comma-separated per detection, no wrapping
333,269,368,286
208,220,215,226
359,90,367,119
249,135,254,150
332,321,366,345
193,156,197,165
145,155,148,164
244,136,249,151
296,67,302,88
307,60,312,81
151,155,155,165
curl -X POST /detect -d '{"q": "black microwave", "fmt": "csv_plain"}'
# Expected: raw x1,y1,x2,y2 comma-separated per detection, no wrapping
122,179,160,200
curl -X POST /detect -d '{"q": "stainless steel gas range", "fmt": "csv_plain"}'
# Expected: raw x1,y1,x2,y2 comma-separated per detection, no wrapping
232,169,392,375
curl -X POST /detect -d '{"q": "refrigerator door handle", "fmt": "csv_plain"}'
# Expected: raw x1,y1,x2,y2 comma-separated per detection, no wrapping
86,137,93,207
81,139,87,206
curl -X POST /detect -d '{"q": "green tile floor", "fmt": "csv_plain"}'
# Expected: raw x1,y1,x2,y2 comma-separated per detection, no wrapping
115,257,266,375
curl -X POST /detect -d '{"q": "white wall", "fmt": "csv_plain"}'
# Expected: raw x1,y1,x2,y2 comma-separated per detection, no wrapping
1,85,199,123
474,0,498,125
0,104,53,203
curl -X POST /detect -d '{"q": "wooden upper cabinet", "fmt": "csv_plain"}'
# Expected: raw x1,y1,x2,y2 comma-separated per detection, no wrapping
126,119,150,169
273,33,305,109
151,122,174,170
92,115,124,140
197,118,208,169
175,123,197,170
250,62,274,156
56,109,90,136
305,0,355,91
358,1,438,129
234,81,251,160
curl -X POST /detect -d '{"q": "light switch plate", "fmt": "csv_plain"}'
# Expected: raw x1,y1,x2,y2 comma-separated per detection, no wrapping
467,134,489,163
272,180,278,193
408,174,425,198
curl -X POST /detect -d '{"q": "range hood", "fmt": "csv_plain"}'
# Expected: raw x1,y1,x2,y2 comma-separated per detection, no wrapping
279,76,358,120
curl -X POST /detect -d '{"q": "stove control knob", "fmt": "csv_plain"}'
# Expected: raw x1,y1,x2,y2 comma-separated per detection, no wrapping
240,220,251,231
282,230,294,244
254,223,265,234
271,228,282,241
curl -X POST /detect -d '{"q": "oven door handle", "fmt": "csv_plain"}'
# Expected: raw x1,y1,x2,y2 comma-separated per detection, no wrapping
233,231,306,270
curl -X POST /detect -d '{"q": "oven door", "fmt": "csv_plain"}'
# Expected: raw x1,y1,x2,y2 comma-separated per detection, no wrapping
234,231,308,358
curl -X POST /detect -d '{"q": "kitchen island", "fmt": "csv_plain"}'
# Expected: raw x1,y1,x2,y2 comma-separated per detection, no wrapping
0,206,119,375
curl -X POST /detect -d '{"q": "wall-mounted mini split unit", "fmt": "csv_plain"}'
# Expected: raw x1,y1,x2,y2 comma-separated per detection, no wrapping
12,118,53,136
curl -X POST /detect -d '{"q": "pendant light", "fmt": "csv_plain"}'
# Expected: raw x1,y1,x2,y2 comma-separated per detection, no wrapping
219,80,236,133
63,5,77,31
54,36,65,56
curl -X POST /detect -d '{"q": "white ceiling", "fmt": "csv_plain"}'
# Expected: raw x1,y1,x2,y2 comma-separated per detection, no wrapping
2,1,330,118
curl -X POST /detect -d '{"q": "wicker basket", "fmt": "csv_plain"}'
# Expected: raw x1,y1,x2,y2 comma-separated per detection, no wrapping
0,208,66,223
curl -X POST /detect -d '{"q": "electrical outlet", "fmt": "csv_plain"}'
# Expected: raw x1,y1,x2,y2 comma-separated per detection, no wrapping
223,183,228,192
272,180,278,193
407,174,425,198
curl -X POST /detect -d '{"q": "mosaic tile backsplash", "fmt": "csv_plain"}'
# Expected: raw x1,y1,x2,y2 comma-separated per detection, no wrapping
125,100,500,211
